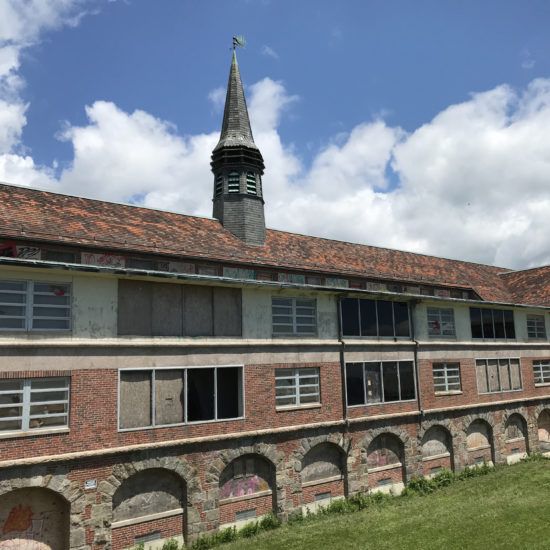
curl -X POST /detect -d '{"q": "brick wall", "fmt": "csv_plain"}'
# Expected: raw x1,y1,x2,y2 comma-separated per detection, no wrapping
111,514,184,550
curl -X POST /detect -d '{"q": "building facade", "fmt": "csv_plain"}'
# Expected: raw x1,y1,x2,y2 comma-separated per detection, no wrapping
0,50,549,550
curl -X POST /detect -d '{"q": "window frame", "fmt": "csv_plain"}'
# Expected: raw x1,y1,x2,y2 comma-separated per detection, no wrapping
271,297,317,337
339,298,411,339
527,314,547,340
533,360,550,386
275,367,320,409
0,279,72,332
117,365,245,431
0,377,70,434
469,307,515,340
432,362,462,393
474,358,522,394
344,361,417,408
427,307,456,338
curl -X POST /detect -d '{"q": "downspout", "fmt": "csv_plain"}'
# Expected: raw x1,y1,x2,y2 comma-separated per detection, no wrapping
337,295,348,425
410,299,423,422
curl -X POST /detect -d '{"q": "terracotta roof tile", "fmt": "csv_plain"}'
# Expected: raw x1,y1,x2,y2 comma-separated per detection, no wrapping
499,267,550,307
0,183,546,306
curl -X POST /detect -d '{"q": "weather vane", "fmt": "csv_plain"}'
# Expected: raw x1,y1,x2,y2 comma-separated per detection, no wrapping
232,35,246,50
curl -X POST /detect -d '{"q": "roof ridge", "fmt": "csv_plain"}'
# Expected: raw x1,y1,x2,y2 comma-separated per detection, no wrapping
499,264,550,276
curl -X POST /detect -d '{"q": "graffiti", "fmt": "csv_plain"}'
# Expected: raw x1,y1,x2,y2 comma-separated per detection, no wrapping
220,475,270,500
15,247,41,260
2,506,33,534
81,252,126,268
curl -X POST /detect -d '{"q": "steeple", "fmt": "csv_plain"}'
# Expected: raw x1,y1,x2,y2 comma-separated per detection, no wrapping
211,46,266,246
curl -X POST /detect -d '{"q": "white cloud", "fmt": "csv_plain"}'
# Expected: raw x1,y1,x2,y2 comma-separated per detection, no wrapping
261,45,279,60
1,7,550,270
208,86,225,112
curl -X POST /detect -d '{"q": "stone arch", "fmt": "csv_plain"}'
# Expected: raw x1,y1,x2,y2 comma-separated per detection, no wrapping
504,413,528,442
365,431,407,493
105,455,198,548
0,486,70,550
420,425,454,472
363,425,410,451
301,442,347,484
536,408,550,451
465,418,495,465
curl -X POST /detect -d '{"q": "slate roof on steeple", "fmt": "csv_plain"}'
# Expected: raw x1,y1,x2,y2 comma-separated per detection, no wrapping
213,51,258,151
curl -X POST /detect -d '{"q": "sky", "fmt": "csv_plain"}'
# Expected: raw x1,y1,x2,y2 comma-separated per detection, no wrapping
1,0,550,270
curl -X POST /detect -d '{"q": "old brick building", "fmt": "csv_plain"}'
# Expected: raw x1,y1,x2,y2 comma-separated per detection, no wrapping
0,49,549,550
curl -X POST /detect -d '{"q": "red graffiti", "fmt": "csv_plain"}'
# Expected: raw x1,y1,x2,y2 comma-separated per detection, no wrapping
2,505,33,534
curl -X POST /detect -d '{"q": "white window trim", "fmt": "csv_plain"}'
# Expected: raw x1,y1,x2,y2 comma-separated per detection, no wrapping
117,365,245,432
275,368,320,408
427,307,456,338
533,360,550,385
527,314,547,340
0,377,70,433
0,279,72,332
432,362,461,393
272,297,317,337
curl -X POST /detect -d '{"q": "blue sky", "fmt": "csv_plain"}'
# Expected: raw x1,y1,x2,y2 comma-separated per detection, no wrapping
1,0,550,269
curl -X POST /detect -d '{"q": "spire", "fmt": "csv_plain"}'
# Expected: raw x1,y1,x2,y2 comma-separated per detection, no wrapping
214,51,258,151
211,43,266,246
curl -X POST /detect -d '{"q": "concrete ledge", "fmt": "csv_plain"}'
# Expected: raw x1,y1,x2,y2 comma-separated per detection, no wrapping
112,508,184,529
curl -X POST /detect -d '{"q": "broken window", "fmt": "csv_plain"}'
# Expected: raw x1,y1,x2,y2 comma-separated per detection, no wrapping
427,308,456,337
119,366,243,430
432,363,461,392
0,280,71,331
470,308,515,339
340,298,410,338
345,361,416,406
272,297,316,336
533,360,550,384
527,315,547,339
475,358,522,394
0,377,69,433
275,368,320,408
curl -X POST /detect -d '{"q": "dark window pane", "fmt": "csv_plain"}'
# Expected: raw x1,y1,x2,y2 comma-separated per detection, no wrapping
377,301,394,337
393,302,410,337
504,310,515,339
217,367,242,419
360,300,377,336
365,363,381,403
493,309,505,339
187,368,215,421
482,309,495,339
341,299,360,336
470,308,482,339
383,362,399,401
346,363,365,406
399,362,416,400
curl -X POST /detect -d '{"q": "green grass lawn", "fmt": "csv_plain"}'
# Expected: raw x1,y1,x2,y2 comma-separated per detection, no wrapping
222,460,550,550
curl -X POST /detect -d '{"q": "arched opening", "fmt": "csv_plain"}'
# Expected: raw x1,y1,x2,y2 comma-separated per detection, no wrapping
537,410,550,452
367,433,405,494
219,454,276,527
112,468,186,550
466,419,494,466
301,443,346,510
504,414,528,463
0,487,69,550
421,425,454,475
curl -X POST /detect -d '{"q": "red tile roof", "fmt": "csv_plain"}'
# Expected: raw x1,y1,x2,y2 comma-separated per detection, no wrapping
0,183,545,306
500,267,550,307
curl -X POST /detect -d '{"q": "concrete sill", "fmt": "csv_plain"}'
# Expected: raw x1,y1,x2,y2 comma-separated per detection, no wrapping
435,391,463,396
467,445,491,452
535,383,550,388
422,452,450,462
276,404,322,412
0,427,69,440
111,508,184,529
368,463,402,474
302,475,343,488
219,490,272,505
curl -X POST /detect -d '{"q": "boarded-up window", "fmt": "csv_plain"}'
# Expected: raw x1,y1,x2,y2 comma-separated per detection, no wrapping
505,415,526,441
475,359,522,394
120,371,152,429
466,420,491,450
302,443,344,483
155,370,184,426
367,434,403,469
421,426,451,458
220,455,273,500
117,280,242,337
